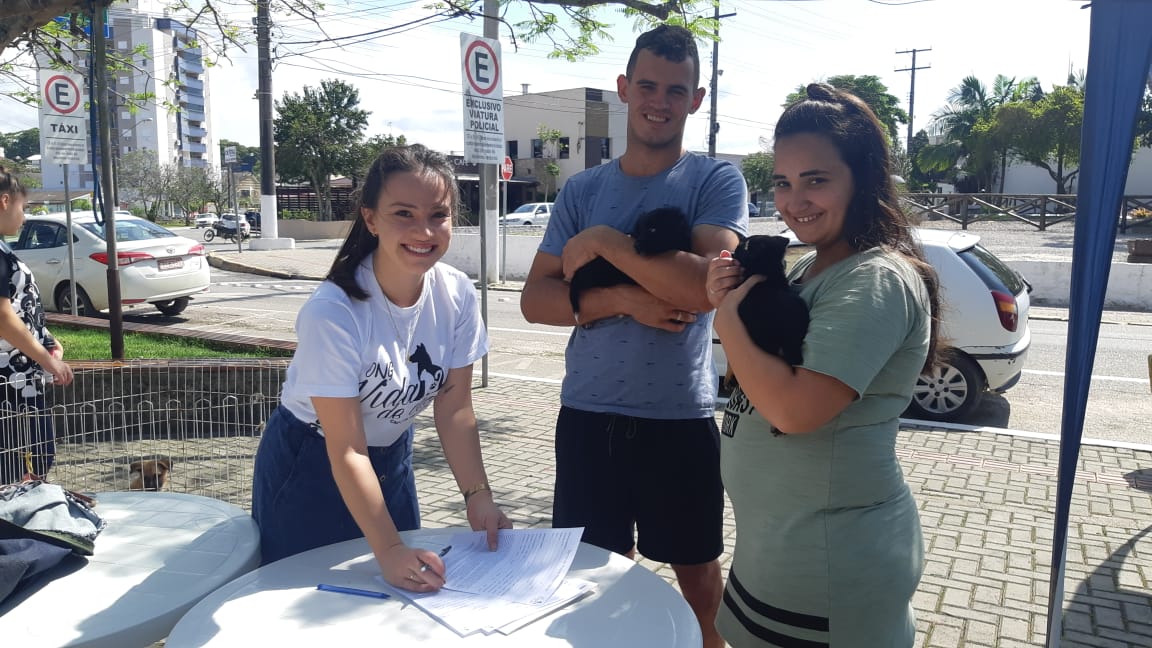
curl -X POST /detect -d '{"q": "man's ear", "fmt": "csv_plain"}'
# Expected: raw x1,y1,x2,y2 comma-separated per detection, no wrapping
616,74,630,103
689,87,706,114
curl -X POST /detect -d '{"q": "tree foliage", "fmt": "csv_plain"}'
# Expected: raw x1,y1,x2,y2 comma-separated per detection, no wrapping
995,85,1084,194
274,79,369,221
169,165,220,222
784,75,909,146
347,133,408,189
740,150,773,197
116,149,175,220
0,128,40,160
535,124,563,200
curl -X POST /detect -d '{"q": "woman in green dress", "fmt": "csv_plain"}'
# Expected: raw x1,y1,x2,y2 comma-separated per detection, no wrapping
705,83,943,647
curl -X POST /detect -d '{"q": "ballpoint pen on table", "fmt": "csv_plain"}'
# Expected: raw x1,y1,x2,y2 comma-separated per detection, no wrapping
418,545,452,573
316,583,391,599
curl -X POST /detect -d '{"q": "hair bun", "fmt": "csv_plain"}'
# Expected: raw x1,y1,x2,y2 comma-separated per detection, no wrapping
806,83,837,101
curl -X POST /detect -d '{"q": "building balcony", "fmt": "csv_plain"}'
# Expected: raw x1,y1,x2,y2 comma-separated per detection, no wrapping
181,77,204,93
183,108,205,122
186,126,207,138
186,142,208,154
179,59,204,75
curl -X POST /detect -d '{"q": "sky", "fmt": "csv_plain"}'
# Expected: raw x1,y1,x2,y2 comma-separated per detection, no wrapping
0,0,1093,157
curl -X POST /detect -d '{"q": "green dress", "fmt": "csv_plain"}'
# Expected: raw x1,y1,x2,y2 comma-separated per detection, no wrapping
715,248,930,648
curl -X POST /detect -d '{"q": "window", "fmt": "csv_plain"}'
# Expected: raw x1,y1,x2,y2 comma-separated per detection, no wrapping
507,140,519,159
531,139,543,158
600,138,611,160
559,137,570,159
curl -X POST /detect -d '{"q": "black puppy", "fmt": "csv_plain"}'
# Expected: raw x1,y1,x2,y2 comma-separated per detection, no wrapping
728,235,809,382
569,207,693,319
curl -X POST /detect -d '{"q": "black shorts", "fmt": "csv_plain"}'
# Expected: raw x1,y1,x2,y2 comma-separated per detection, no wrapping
552,406,723,565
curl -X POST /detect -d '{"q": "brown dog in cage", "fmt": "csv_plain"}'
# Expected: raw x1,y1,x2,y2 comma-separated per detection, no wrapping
128,456,173,491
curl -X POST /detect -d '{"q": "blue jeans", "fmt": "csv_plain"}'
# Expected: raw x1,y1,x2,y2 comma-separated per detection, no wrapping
0,395,53,485
251,405,420,565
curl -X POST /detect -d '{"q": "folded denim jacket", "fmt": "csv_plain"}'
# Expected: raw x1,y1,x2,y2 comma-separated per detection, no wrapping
0,481,105,556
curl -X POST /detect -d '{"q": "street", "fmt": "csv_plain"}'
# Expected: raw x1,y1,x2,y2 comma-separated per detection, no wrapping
148,267,1152,446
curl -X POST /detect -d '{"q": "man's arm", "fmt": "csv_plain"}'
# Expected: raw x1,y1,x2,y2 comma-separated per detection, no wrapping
559,223,740,314
520,250,697,332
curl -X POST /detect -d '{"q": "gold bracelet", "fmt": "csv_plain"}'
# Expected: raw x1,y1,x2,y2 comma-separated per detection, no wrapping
462,482,491,503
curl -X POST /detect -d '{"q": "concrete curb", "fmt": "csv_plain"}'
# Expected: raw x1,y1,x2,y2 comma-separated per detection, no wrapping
207,253,325,281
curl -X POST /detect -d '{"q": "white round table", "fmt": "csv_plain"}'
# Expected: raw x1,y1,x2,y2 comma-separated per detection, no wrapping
166,528,703,647
0,492,260,647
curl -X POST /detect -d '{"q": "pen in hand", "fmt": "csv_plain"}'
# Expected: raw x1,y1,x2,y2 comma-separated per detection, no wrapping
418,545,452,573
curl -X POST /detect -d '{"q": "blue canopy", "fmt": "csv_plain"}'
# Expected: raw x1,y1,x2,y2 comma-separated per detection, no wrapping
1046,1,1152,645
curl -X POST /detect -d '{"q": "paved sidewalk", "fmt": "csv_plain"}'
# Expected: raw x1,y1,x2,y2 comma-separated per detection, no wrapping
212,243,1152,646
430,376,1152,648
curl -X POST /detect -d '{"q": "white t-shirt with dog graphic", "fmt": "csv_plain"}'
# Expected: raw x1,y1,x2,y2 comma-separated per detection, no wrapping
279,258,488,447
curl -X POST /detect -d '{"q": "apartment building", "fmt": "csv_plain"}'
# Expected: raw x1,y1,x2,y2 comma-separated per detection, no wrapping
39,0,217,193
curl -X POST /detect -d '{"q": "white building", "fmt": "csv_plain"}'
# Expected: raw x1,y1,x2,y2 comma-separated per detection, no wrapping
39,0,217,195
503,87,626,201
1000,146,1152,195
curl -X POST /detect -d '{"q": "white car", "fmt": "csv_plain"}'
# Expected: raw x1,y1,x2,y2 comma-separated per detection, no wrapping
194,213,219,228
218,213,251,237
500,202,553,227
714,228,1031,423
10,211,211,316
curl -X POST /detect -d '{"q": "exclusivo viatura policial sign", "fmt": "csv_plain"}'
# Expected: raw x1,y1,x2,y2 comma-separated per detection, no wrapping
460,33,504,165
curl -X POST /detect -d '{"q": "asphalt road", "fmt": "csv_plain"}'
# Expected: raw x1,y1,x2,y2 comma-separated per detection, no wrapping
158,269,1152,447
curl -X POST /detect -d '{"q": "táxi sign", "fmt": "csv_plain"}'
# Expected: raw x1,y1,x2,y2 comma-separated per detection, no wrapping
460,33,503,165
37,70,89,165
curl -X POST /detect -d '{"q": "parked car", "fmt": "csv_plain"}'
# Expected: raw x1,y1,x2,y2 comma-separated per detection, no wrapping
218,213,251,237
713,228,1031,423
500,202,553,226
747,202,761,217
194,213,219,228
8,211,211,316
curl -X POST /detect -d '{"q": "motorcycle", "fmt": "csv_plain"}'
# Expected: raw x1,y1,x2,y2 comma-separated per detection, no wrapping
202,220,250,243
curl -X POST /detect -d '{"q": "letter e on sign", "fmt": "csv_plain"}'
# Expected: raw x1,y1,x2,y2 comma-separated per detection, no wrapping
465,40,500,96
43,75,82,115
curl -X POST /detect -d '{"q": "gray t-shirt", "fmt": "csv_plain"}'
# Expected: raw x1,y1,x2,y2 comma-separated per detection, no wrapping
539,153,748,419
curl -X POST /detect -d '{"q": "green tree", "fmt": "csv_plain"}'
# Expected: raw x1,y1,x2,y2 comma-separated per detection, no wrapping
918,75,1024,192
536,124,563,201
274,79,369,221
117,150,177,221
0,128,39,160
348,133,409,189
784,75,909,146
995,85,1084,194
219,139,261,175
740,150,774,198
169,165,218,223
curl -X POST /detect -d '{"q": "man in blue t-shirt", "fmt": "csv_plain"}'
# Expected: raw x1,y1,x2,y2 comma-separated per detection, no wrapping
520,25,748,648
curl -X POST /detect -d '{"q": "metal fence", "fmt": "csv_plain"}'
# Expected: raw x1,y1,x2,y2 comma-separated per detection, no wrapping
899,193,1152,232
0,359,289,511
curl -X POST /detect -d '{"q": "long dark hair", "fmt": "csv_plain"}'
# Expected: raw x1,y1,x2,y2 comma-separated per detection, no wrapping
0,166,27,198
326,144,459,300
776,83,942,370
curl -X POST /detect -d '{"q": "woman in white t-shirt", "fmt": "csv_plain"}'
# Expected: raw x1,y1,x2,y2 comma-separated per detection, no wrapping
252,145,511,592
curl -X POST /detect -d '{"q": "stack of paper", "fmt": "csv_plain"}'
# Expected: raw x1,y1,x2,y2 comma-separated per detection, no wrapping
384,528,594,636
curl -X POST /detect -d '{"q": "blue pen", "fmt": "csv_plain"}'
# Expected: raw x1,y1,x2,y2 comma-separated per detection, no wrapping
316,583,391,599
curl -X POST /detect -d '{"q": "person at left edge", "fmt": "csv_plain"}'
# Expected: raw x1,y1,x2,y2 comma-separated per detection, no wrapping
252,145,512,593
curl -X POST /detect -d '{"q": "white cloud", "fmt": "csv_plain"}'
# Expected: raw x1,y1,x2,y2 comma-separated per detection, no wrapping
2,0,1091,158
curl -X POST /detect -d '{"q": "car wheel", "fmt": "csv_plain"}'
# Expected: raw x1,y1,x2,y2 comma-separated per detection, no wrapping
906,350,986,422
154,297,190,317
55,284,97,317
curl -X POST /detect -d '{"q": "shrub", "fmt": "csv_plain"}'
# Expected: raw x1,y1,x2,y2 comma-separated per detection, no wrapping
279,209,316,221
1130,207,1152,220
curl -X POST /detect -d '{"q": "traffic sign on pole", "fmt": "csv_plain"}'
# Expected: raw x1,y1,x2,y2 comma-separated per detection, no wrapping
500,156,513,181
38,70,89,165
460,33,504,164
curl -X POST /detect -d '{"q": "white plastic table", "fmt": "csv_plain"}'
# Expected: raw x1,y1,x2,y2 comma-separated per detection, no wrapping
166,528,703,647
0,491,260,647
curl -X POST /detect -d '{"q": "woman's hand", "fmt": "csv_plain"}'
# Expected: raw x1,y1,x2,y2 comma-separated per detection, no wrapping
465,490,512,551
706,250,746,309
43,355,73,386
376,541,450,593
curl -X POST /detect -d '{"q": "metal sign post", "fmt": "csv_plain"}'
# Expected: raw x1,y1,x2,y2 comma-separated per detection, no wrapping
461,27,504,386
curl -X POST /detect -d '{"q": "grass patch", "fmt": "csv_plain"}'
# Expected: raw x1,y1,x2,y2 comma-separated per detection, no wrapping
50,325,294,360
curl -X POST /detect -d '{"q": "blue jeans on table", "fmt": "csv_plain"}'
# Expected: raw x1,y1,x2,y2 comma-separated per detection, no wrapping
251,405,420,565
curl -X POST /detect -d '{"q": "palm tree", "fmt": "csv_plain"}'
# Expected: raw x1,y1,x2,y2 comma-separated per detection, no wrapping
919,75,1023,192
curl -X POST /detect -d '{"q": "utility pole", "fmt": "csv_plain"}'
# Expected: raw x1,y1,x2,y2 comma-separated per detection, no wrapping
707,4,737,157
93,5,125,359
896,47,931,155
253,0,294,250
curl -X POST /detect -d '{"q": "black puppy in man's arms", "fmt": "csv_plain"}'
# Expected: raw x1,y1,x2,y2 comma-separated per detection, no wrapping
568,206,693,320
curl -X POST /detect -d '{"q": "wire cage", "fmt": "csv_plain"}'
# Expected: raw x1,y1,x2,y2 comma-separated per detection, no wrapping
0,359,289,510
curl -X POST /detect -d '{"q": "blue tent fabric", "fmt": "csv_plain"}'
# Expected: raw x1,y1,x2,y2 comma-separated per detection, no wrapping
1047,1,1152,645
